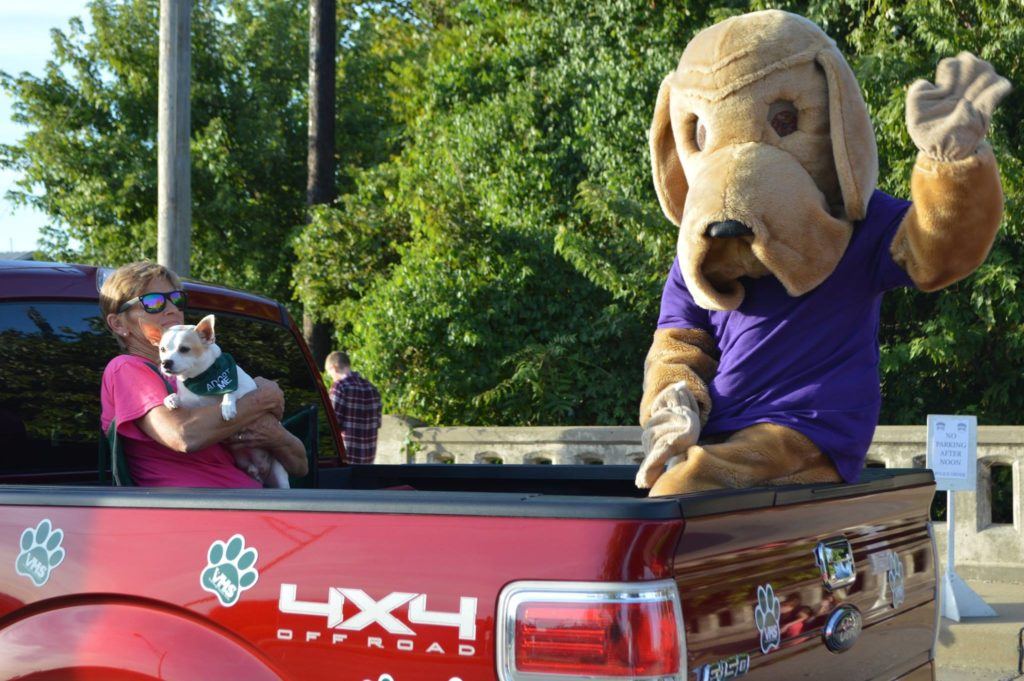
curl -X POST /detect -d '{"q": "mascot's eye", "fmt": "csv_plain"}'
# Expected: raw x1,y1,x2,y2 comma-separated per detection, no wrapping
768,100,798,137
695,120,707,151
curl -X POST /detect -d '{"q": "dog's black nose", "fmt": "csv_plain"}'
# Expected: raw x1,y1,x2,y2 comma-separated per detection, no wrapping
705,220,754,238
162,360,174,371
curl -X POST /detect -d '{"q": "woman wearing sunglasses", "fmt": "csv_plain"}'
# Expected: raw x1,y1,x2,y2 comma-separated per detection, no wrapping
98,261,308,487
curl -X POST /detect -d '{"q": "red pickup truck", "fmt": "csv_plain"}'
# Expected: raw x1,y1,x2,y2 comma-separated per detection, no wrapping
0,260,939,680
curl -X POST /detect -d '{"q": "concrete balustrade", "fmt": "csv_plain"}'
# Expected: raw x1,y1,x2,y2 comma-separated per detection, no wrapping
377,419,1024,581
869,426,1024,583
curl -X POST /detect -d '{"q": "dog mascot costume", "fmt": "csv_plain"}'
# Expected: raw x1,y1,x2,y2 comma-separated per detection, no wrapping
637,10,1011,496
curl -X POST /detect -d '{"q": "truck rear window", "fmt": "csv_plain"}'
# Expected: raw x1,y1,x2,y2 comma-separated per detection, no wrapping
0,301,336,482
0,302,113,479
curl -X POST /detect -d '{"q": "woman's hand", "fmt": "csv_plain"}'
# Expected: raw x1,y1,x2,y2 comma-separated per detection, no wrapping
231,414,309,477
252,377,285,419
232,413,288,448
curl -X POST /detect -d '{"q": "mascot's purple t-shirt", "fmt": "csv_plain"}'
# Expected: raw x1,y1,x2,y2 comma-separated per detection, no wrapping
657,190,913,483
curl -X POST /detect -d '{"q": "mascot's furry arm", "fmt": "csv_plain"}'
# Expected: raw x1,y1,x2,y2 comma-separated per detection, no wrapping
639,328,717,426
635,328,717,488
634,93,720,489
891,52,1011,289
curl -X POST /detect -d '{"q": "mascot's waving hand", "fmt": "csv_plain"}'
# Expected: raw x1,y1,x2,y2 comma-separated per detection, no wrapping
637,10,1010,496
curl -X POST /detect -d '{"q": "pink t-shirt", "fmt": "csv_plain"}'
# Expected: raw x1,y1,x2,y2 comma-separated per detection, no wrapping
100,354,261,488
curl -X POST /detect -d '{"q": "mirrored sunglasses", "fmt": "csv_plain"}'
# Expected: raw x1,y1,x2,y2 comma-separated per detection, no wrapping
118,289,188,314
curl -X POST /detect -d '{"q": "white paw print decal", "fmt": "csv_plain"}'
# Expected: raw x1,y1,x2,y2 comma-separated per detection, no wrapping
887,552,905,609
15,519,66,587
363,677,464,681
754,583,781,653
200,534,259,607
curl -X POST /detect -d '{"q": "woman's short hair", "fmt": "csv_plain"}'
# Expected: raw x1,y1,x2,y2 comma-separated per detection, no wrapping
99,261,183,343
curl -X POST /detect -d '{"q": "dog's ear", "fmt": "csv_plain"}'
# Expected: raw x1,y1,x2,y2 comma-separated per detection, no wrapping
138,319,165,347
196,315,216,344
815,47,878,221
650,74,689,226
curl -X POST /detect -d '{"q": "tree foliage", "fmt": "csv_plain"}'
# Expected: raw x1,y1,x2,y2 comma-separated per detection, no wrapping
299,0,1024,426
2,0,310,301
6,0,1024,426
298,0,706,425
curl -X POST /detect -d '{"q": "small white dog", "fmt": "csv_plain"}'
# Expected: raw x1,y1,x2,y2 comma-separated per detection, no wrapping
142,314,290,488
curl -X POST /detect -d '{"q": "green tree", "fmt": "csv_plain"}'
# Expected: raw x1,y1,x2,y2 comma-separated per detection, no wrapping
9,0,1024,427
292,2,422,325
297,0,718,425
2,0,309,301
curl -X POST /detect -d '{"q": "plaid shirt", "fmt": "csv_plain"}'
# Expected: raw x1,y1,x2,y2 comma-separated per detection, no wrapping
329,372,382,464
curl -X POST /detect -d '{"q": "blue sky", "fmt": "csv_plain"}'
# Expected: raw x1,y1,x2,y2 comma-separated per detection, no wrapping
0,1,91,253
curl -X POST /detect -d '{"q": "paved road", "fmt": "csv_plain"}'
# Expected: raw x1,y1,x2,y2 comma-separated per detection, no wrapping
938,670,1020,681
934,579,1024,681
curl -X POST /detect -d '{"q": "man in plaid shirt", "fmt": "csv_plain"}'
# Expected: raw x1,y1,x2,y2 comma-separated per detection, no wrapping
326,351,383,464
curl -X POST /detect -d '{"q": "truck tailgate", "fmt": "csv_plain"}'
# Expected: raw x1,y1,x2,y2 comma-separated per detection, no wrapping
676,470,936,680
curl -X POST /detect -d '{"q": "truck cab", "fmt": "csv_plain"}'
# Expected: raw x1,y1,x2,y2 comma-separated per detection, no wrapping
0,259,338,486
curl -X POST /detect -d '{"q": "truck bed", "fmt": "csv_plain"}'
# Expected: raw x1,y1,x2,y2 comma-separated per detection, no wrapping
0,465,932,518
0,468,936,680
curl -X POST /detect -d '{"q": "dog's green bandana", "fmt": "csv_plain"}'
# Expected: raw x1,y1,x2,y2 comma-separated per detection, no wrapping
184,353,239,396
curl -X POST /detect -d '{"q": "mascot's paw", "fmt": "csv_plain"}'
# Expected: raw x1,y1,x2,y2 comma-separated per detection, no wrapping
906,51,1011,162
636,381,701,489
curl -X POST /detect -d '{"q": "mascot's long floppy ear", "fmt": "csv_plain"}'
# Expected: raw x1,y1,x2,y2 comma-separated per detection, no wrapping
650,75,688,225
815,47,878,221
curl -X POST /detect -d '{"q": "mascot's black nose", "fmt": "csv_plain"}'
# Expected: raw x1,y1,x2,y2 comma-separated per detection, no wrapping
162,359,174,371
706,220,754,238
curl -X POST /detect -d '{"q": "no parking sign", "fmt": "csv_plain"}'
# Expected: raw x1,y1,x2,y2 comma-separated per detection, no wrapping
925,414,994,621
926,414,977,492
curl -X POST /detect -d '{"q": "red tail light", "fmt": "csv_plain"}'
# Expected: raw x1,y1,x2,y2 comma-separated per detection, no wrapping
497,580,685,680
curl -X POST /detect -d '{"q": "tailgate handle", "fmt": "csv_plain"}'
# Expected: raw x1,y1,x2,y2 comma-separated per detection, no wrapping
814,537,856,591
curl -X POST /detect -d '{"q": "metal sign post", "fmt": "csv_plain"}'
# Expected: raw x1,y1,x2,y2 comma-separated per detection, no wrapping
926,414,996,621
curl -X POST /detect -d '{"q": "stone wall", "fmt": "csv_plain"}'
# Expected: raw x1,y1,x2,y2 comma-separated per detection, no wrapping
378,420,1024,581
869,426,1024,582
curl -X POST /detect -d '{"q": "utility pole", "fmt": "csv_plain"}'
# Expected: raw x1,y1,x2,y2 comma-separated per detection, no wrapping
157,0,191,276
303,0,337,368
